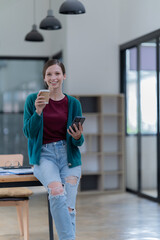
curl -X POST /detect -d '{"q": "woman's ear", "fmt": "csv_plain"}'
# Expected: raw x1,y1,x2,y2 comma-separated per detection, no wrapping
63,74,66,80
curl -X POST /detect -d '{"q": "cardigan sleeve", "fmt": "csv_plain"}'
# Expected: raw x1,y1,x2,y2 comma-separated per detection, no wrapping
23,94,42,139
72,134,84,146
71,98,84,147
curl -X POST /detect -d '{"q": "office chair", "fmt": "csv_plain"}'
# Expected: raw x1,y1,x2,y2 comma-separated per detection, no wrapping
0,154,33,240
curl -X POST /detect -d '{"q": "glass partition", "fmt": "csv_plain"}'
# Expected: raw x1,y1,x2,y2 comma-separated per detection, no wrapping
125,47,138,191
120,30,160,202
140,40,158,197
0,58,47,166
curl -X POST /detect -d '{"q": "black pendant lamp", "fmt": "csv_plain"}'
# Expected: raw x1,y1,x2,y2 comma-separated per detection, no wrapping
59,0,86,15
25,24,44,41
25,0,44,42
39,0,62,30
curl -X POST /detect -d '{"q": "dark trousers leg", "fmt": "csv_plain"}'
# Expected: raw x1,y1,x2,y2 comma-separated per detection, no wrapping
47,195,54,240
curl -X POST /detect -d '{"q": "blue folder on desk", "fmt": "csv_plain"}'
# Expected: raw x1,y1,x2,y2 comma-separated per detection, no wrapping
0,167,33,175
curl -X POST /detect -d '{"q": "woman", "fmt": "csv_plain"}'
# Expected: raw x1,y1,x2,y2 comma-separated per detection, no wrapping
23,59,84,240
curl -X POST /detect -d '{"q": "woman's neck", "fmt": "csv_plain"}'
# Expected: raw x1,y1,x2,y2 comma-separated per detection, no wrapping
49,89,65,101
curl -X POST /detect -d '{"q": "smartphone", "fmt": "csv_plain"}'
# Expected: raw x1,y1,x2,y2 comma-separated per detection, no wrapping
70,116,86,131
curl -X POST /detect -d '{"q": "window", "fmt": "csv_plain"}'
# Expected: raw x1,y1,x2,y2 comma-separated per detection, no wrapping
126,48,138,134
0,57,47,166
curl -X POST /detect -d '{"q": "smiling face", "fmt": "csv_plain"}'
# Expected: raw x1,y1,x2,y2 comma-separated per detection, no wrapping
44,64,66,91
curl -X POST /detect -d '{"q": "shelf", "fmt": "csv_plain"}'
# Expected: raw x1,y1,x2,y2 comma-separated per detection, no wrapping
81,152,102,156
81,154,101,173
78,190,103,195
103,174,122,190
80,174,100,191
79,96,100,113
83,133,101,136
102,113,123,117
101,94,124,98
82,171,101,175
73,94,125,194
103,152,122,156
83,114,100,134
103,154,123,172
102,133,123,136
103,170,123,175
83,113,100,117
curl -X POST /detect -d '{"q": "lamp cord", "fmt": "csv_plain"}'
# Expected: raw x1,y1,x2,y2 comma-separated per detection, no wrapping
33,0,36,25
49,0,51,9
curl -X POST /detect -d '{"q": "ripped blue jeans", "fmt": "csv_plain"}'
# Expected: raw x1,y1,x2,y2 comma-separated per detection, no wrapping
34,140,81,240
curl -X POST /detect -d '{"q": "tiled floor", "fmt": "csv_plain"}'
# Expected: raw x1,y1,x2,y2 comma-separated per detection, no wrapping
0,187,160,240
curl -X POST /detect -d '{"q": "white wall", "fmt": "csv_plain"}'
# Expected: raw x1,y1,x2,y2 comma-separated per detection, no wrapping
65,0,120,95
119,0,160,44
0,0,66,57
1,0,160,93
65,0,160,95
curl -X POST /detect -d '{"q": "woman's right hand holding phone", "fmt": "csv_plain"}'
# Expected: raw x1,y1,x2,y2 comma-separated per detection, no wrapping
35,92,46,116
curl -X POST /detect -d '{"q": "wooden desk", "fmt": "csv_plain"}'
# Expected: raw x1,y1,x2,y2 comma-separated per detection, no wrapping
0,174,38,185
0,174,54,240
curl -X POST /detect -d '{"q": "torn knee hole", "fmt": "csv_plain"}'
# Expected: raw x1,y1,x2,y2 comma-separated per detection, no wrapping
50,187,64,196
48,182,64,196
68,207,74,212
65,176,78,185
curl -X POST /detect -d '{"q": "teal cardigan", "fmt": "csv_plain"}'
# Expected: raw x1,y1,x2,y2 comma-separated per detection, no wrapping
23,93,84,168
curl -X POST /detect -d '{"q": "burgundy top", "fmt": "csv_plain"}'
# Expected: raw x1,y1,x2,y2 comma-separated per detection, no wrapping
43,95,68,144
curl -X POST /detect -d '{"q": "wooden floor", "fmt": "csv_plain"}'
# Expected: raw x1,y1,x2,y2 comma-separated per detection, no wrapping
0,187,160,240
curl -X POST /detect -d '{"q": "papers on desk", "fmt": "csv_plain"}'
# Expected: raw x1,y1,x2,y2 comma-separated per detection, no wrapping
0,171,13,175
0,167,33,175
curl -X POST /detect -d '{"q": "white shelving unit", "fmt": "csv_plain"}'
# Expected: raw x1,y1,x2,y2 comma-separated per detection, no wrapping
73,94,125,194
